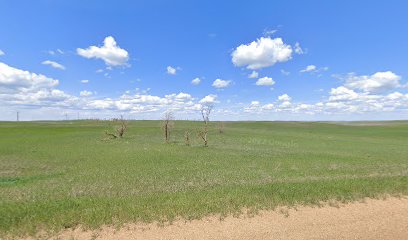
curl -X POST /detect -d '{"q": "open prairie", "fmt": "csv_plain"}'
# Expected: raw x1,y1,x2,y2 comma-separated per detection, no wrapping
1,120,408,237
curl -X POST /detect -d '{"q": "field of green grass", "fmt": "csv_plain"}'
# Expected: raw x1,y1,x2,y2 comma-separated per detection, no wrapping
1,120,408,237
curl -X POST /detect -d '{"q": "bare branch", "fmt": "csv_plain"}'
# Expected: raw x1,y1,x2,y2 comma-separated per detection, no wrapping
162,111,175,143
198,103,213,147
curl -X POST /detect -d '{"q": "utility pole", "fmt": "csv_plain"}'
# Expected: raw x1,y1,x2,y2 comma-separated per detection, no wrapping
65,113,68,121
16,111,19,121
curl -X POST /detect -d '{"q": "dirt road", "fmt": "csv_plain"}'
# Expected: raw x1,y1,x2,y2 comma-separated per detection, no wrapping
50,197,408,240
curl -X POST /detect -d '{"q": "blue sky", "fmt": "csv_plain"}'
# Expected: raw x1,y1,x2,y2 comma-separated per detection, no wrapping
1,0,408,121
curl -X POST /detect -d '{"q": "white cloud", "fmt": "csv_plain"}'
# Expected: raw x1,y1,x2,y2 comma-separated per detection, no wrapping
167,66,177,75
278,94,291,101
77,36,129,67
3,61,407,120
294,42,304,55
212,79,231,88
279,101,292,108
0,62,78,109
42,60,66,70
240,79,408,117
244,101,262,112
166,92,193,102
251,101,260,106
344,71,402,93
329,86,358,101
191,77,201,85
262,103,275,110
2,89,74,106
248,71,259,79
199,94,217,104
281,69,290,76
81,80,89,84
263,28,277,37
231,37,293,70
387,92,404,100
0,50,4,56
300,65,316,73
82,91,199,114
0,62,58,92
300,65,328,73
48,49,64,55
80,90,93,97
256,77,275,86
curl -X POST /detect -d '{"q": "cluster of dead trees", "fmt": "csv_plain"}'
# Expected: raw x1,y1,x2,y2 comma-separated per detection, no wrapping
161,103,219,147
104,103,223,147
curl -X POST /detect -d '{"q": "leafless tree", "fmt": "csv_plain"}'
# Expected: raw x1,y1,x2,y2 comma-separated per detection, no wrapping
162,111,174,143
197,103,213,147
105,115,128,139
115,115,128,138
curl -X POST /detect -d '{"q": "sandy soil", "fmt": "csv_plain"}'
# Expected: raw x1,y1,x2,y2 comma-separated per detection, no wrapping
43,197,408,240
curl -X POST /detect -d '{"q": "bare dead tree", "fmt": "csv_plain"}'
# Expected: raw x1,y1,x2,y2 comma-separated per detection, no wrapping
162,111,174,143
115,115,128,138
197,103,213,147
104,115,128,139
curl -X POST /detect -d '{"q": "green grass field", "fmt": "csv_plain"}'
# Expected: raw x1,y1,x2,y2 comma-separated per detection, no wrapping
1,120,408,236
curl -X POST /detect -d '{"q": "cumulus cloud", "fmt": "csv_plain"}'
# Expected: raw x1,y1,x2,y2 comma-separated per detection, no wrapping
231,37,293,70
0,63,220,119
2,89,74,106
329,86,359,101
0,50,4,56
212,79,231,88
300,65,316,73
344,71,402,93
84,91,200,114
0,62,59,92
0,62,79,109
191,77,201,85
278,94,291,101
77,36,129,67
199,94,217,104
81,80,89,84
242,75,408,117
262,103,275,110
80,90,93,97
248,71,259,79
167,66,177,75
255,77,275,86
42,60,66,70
